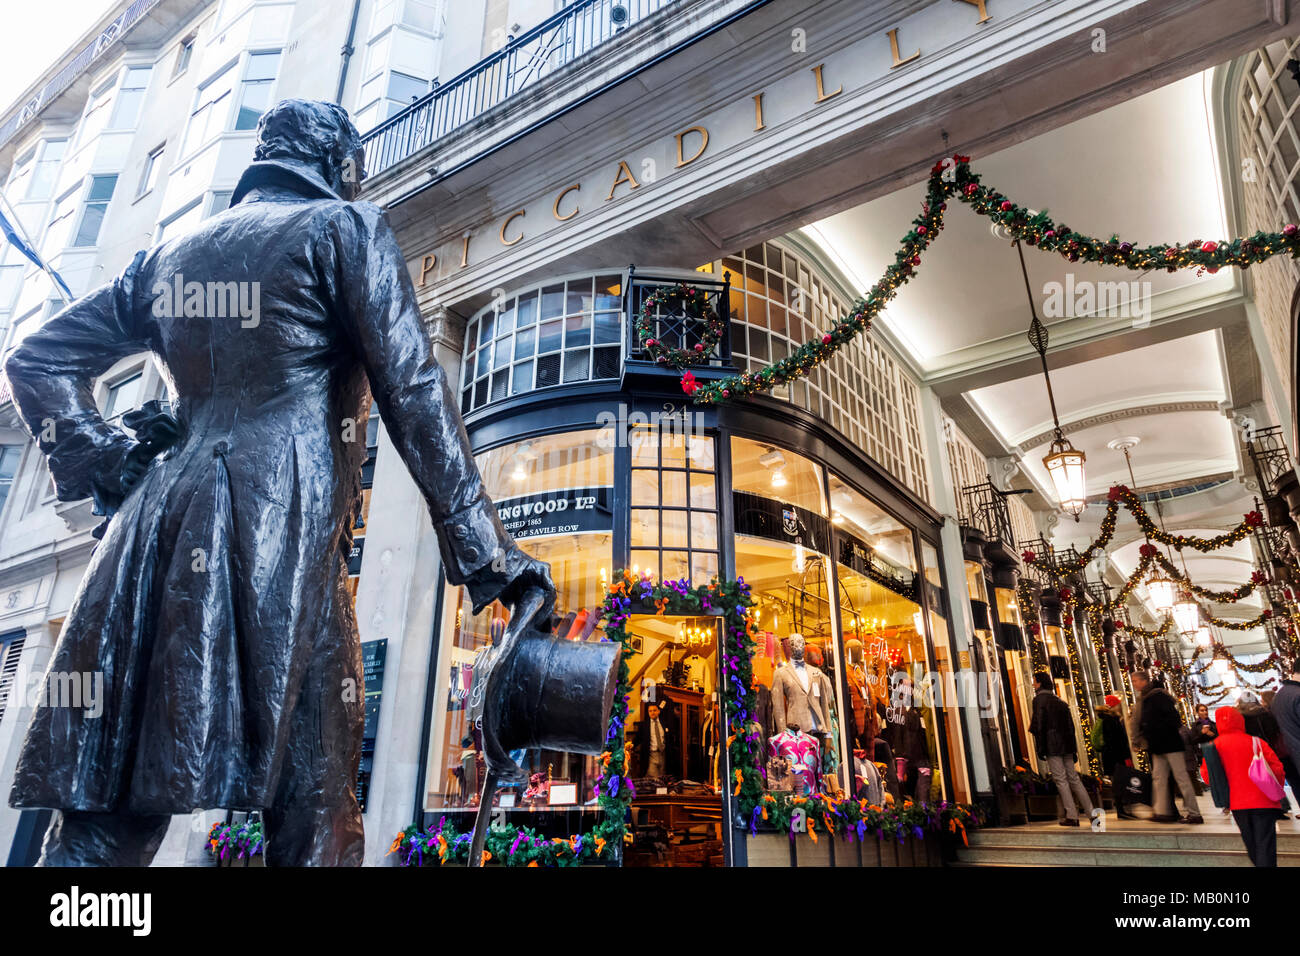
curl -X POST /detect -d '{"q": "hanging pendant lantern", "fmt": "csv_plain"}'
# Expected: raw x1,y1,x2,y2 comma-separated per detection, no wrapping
1172,591,1200,637
1020,242,1088,521
1042,436,1087,519
1146,572,1178,614
1193,626,1212,648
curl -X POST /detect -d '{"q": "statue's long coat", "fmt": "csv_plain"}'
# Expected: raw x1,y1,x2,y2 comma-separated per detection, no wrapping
5,160,512,815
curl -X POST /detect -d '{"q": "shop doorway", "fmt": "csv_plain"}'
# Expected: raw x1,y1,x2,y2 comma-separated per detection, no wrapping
621,613,725,867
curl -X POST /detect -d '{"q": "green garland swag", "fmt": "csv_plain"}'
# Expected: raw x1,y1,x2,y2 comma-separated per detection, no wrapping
1020,489,1261,580
637,282,726,369
685,155,1300,404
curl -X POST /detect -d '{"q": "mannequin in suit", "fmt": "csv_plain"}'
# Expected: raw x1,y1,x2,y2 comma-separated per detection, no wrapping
770,634,833,737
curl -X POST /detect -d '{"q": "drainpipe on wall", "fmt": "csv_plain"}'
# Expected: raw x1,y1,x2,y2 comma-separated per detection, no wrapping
335,0,363,105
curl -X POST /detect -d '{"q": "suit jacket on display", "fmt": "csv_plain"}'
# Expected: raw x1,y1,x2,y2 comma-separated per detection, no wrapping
770,661,833,736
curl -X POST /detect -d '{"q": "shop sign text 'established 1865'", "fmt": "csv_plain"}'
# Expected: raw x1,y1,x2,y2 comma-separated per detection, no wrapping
495,486,613,540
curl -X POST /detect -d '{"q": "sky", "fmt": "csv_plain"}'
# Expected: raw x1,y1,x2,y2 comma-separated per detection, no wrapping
0,1,118,117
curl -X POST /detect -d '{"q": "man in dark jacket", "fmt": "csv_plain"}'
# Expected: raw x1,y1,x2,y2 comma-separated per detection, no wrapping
1270,660,1300,817
1277,659,1300,761
1029,672,1097,827
3,100,555,865
1132,670,1203,824
1094,695,1135,819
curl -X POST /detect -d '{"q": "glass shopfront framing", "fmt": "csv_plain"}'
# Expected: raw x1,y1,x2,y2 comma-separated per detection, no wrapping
415,391,975,863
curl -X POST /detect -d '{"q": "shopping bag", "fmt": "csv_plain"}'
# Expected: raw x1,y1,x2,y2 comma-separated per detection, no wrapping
1117,767,1152,805
1248,736,1286,802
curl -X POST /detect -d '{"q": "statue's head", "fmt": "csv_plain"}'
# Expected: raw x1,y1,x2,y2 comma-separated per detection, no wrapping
253,99,366,201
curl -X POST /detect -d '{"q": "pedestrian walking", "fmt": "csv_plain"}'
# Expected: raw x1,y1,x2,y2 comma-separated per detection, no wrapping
1091,694,1135,819
1030,672,1100,829
1131,670,1204,824
1201,706,1287,866
1272,660,1300,819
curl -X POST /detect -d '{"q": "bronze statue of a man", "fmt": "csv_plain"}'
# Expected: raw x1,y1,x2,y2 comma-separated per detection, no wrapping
4,99,554,865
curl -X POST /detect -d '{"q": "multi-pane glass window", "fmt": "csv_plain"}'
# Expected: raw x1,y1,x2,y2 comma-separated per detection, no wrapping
109,67,152,129
139,144,165,196
172,34,196,80
72,175,118,247
184,64,236,156
234,52,281,130
156,199,202,245
27,140,66,201
721,241,930,502
0,265,23,316
7,149,34,199
103,371,144,421
629,426,720,585
0,446,22,520
730,438,849,797
44,184,82,252
77,80,115,148
425,429,614,814
460,275,622,414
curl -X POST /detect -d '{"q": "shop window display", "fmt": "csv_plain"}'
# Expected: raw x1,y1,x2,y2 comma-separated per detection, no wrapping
730,437,848,799
921,542,972,803
964,560,1014,770
621,613,726,867
425,429,613,815
830,476,937,806
993,585,1038,769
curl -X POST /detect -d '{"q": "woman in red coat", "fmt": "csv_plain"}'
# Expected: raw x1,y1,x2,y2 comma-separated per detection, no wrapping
1201,706,1287,866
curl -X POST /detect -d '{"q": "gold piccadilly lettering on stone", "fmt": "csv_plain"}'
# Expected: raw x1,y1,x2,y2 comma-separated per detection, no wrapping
553,182,581,221
607,160,641,201
418,253,437,286
887,27,921,68
811,64,841,103
500,209,526,246
675,126,710,167
415,2,995,272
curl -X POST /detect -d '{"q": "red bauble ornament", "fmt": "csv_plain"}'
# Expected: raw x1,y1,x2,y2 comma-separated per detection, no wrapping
821,334,832,345
1000,200,1012,211
1201,241,1217,252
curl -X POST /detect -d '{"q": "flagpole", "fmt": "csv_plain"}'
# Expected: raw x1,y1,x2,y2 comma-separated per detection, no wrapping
0,186,73,306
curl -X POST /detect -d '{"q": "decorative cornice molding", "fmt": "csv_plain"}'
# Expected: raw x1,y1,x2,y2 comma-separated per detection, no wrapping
1016,401,1222,453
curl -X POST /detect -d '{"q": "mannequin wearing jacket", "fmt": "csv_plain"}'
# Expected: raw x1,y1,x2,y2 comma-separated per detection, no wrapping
770,635,833,736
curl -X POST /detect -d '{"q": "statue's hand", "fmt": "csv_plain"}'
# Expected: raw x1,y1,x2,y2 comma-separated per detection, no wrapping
496,548,557,638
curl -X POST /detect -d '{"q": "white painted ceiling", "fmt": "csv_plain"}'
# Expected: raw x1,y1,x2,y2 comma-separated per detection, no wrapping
805,72,1236,372
805,68,1270,653
967,330,1227,445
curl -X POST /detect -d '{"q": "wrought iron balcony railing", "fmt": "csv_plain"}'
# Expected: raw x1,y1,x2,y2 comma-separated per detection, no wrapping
1247,424,1293,493
623,265,732,369
361,0,680,176
959,478,1019,550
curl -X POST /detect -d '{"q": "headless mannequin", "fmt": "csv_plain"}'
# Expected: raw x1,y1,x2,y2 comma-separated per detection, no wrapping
770,634,832,736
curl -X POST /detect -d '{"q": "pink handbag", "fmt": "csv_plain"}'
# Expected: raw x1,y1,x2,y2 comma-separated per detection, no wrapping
1248,736,1286,802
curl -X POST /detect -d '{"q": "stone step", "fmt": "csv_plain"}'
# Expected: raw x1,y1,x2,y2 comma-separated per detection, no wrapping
968,827,1300,852
955,842,1300,867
